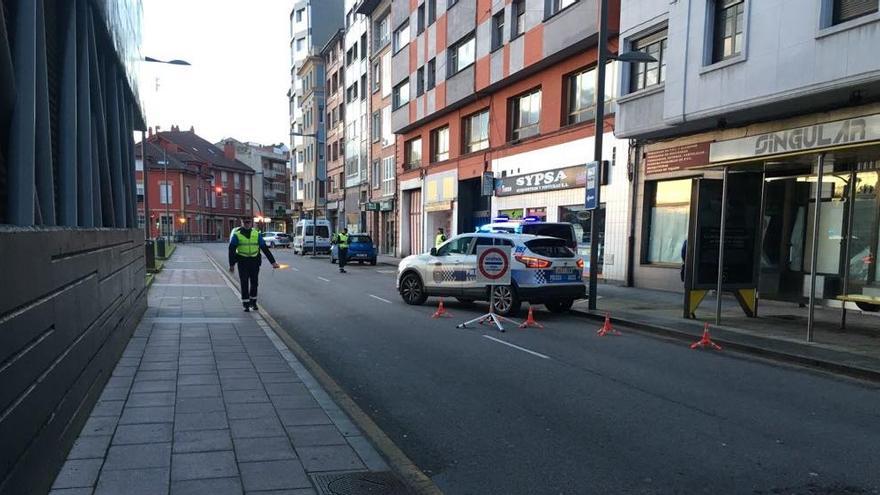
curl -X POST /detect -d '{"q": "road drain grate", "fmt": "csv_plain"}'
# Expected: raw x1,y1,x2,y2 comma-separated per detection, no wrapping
311,471,413,495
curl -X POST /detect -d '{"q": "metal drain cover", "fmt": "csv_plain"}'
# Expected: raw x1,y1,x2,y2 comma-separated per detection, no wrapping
311,471,413,495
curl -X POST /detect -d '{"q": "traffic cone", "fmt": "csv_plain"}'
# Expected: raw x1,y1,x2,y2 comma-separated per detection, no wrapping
690,322,722,350
432,298,451,318
519,306,544,329
596,313,620,336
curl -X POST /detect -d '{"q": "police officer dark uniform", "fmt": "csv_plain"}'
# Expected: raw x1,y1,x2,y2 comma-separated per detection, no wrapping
228,217,279,311
334,228,349,273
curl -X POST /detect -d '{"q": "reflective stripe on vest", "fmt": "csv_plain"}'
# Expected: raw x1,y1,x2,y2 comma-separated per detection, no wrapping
337,233,349,249
234,228,260,257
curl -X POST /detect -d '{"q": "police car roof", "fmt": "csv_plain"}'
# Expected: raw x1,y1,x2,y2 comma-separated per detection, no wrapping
461,232,557,241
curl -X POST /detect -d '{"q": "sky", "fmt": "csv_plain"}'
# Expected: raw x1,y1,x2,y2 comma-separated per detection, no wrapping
138,0,291,146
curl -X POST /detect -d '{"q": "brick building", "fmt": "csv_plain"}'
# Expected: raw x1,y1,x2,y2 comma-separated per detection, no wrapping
322,30,346,232
137,127,255,240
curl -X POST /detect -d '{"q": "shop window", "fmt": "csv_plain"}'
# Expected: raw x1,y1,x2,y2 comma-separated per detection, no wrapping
430,126,449,162
498,208,524,220
462,109,489,153
509,88,542,140
711,0,745,63
630,29,667,92
527,207,547,221
644,179,691,264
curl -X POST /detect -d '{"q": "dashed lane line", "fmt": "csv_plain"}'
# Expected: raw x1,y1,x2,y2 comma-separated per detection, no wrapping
482,335,551,360
369,294,393,304
317,276,331,282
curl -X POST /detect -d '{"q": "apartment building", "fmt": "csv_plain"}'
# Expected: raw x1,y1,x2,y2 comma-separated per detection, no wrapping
218,138,290,232
323,30,347,232
342,0,372,232
615,0,880,311
298,55,328,222
386,0,631,283
358,0,399,254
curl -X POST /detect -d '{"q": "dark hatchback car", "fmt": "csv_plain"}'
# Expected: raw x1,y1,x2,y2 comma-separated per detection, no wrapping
331,234,378,265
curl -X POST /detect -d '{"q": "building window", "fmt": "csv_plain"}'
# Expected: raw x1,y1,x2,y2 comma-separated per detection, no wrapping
463,109,489,153
234,173,241,189
509,88,542,140
712,0,745,63
372,111,382,142
833,0,879,24
448,34,475,76
393,21,410,53
428,0,437,24
222,193,229,209
565,63,614,125
393,79,410,109
372,160,381,189
430,126,450,162
234,193,241,210
425,59,436,90
372,61,381,92
185,185,191,205
492,11,505,51
136,182,144,202
630,29,667,92
296,9,304,22
375,14,391,51
416,67,425,96
644,179,691,264
418,3,426,34
159,182,173,204
382,156,396,196
547,0,578,17
361,74,367,100
405,137,422,169
512,0,526,38
221,171,228,186
361,33,367,59
296,38,305,52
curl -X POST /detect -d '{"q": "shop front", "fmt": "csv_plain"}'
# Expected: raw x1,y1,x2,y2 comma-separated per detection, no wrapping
634,110,880,335
423,171,457,251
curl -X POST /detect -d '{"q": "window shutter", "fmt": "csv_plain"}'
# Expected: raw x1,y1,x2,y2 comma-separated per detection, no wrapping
835,0,879,23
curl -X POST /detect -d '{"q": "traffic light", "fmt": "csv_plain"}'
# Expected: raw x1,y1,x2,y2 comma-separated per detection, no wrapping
214,185,223,197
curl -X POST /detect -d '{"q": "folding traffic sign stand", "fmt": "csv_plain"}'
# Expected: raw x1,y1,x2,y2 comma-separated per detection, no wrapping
457,286,520,332
457,246,516,333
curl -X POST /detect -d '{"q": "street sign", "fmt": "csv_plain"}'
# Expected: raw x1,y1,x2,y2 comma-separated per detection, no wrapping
585,161,599,210
476,246,511,285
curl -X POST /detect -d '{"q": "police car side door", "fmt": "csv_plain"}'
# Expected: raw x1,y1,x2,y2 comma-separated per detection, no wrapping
459,236,495,299
427,236,473,296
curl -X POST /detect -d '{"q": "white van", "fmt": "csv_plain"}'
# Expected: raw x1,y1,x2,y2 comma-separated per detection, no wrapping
292,219,332,255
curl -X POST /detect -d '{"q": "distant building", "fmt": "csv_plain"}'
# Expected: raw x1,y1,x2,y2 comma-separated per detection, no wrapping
298,55,327,220
289,0,346,220
218,138,291,232
322,30,347,232
342,0,371,232
136,126,255,239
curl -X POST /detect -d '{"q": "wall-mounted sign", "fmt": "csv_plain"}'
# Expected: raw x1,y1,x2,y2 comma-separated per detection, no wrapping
585,161,599,210
364,202,381,211
645,142,711,175
495,165,586,197
425,201,453,212
709,114,880,162
379,200,394,211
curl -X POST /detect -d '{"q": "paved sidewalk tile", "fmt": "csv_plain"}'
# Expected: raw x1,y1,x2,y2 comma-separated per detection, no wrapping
112,423,173,445
296,445,366,472
175,411,229,431
173,429,234,454
94,468,169,495
103,443,171,470
239,460,311,491
233,437,296,462
119,405,175,425
51,459,102,489
67,435,112,460
286,425,346,447
170,477,243,495
171,451,238,481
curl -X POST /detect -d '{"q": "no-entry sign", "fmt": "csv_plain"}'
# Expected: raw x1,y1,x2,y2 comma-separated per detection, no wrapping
476,246,511,285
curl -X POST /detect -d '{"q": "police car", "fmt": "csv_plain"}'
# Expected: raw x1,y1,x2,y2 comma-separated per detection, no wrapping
397,232,585,316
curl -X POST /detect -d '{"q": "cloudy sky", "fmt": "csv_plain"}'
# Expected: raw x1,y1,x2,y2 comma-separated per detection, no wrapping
138,0,291,146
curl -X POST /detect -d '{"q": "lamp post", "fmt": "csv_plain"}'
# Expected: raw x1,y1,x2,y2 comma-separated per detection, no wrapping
586,0,658,310
291,132,321,255
141,56,190,243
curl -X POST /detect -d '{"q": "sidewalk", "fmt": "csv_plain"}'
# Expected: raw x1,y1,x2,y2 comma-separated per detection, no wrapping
576,284,880,380
49,245,403,495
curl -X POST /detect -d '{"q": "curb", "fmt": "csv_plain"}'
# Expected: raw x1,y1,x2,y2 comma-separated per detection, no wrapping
203,248,443,495
573,309,880,383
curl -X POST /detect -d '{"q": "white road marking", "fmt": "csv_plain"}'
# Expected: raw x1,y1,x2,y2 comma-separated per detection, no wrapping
376,269,396,274
317,276,331,282
369,294,392,304
482,335,551,360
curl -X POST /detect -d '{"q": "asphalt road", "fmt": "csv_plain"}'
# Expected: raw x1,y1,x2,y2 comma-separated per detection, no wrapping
206,243,880,495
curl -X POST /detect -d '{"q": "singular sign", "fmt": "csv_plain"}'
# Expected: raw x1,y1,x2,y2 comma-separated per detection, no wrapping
709,114,880,162
495,165,586,197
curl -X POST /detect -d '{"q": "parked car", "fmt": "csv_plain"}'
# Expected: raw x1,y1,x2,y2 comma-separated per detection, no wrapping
397,232,585,316
331,234,377,265
292,219,332,255
262,231,291,248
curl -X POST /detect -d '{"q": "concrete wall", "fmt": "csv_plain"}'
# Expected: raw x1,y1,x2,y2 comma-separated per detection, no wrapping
0,228,147,495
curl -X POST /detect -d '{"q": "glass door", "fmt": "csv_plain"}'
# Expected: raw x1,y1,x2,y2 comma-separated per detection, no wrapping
847,170,879,291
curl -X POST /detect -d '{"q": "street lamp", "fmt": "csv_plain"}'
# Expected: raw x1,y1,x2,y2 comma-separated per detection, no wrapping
291,132,321,256
587,0,657,311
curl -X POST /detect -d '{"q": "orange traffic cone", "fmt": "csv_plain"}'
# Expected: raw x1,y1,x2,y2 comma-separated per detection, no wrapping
519,306,544,329
690,322,722,350
432,298,451,318
596,313,620,336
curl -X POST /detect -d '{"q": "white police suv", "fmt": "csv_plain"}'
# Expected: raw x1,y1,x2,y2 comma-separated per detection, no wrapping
397,232,585,316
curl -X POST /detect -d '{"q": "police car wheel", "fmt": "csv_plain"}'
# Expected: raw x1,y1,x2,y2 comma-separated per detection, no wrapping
491,285,521,317
400,273,427,305
545,300,574,314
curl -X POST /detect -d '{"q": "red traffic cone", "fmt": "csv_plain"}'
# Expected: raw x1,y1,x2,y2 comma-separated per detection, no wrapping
519,306,544,329
596,313,620,336
432,298,452,318
690,323,722,350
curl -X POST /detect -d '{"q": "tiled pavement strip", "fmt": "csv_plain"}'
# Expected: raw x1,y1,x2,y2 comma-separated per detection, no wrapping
50,245,389,495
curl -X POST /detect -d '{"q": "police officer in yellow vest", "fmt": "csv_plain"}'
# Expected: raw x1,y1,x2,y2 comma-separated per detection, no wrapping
228,217,278,312
435,227,447,249
334,228,350,273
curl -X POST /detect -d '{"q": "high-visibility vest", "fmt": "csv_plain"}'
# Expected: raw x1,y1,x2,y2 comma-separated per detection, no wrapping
435,233,446,248
233,228,260,257
337,233,349,249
